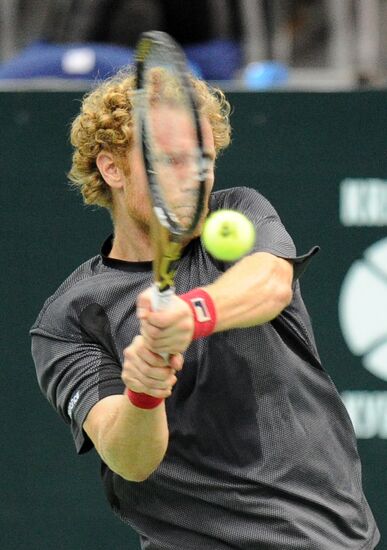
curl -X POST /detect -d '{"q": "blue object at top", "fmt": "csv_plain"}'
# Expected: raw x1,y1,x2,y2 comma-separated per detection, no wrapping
243,61,289,89
0,39,242,81
0,42,133,80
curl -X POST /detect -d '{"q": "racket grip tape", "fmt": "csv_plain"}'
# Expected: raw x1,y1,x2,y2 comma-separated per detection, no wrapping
180,288,217,340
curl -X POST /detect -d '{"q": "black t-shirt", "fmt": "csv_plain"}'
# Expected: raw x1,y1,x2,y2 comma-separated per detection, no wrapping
31,187,379,550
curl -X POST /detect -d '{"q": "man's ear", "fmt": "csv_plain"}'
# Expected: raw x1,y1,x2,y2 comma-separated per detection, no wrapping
96,152,124,189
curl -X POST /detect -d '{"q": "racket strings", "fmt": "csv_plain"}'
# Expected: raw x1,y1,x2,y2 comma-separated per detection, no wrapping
143,67,202,231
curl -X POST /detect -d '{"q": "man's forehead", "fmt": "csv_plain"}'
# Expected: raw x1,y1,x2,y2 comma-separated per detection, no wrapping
149,108,214,150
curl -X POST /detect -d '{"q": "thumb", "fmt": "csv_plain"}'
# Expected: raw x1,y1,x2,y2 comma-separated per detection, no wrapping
136,289,153,320
170,353,184,371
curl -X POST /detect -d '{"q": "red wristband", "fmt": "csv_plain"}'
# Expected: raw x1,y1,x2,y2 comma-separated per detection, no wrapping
180,288,217,340
127,389,164,410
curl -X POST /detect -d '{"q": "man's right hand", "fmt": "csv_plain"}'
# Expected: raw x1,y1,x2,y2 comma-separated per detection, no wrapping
122,335,183,398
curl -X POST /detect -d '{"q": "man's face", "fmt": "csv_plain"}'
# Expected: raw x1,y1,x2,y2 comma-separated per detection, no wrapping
122,115,216,236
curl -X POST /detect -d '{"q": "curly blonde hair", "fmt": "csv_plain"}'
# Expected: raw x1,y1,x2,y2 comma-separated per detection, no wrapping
69,69,232,210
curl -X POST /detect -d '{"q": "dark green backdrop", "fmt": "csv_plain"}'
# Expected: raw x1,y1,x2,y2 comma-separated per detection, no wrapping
1,89,386,549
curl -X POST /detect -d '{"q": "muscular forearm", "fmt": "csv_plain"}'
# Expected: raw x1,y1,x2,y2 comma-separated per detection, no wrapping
204,252,294,332
135,252,294,360
84,394,169,482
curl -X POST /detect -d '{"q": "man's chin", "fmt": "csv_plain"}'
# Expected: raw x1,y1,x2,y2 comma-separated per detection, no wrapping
182,206,210,244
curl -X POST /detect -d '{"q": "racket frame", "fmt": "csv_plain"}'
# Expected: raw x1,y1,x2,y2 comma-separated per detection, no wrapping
134,31,207,297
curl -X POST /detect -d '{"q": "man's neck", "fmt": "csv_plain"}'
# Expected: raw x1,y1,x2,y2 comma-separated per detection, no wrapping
109,217,154,262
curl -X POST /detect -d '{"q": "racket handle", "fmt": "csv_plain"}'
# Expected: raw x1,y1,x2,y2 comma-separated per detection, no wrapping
151,284,175,311
151,284,175,363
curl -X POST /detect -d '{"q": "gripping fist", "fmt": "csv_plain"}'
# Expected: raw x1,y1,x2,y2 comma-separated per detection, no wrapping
122,335,183,399
136,288,194,355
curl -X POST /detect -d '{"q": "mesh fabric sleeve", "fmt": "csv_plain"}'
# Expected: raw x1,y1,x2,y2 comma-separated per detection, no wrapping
31,326,124,454
213,186,319,280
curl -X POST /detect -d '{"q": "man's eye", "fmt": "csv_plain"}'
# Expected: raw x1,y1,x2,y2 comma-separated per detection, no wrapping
156,154,177,166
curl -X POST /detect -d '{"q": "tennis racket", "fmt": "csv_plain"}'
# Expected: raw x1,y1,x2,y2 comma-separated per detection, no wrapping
134,31,207,313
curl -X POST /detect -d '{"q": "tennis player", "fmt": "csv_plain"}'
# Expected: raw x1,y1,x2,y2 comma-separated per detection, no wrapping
31,71,380,549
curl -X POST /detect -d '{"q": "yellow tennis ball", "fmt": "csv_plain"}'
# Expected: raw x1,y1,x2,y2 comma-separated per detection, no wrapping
201,209,256,261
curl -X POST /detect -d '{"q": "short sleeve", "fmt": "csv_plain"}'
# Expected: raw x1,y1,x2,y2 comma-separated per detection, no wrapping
212,187,319,280
31,326,124,454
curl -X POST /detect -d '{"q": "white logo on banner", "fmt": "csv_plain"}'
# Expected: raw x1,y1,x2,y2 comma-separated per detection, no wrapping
338,237,387,438
340,178,387,226
339,237,387,380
